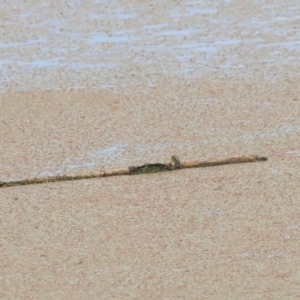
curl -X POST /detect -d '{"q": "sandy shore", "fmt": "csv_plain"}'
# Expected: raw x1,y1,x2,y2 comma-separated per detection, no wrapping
1,0,300,298
1,78,300,299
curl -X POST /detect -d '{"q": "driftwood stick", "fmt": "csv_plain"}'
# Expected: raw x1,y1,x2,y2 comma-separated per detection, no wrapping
181,155,267,168
0,155,267,188
0,169,130,188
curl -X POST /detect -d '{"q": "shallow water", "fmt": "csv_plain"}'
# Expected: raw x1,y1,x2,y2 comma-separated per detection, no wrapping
1,0,300,91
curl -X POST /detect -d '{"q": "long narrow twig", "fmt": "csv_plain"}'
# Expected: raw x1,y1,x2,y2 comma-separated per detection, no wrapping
0,155,267,188
181,155,267,168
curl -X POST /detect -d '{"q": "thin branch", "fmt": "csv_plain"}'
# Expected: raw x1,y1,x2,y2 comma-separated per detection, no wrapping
0,155,267,188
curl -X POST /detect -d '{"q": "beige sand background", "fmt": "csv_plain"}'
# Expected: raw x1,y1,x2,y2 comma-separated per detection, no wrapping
1,1,300,299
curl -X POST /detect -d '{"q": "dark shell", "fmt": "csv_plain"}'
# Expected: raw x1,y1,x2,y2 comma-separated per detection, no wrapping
129,163,171,175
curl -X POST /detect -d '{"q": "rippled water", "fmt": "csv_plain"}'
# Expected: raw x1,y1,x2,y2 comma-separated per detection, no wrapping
1,0,300,91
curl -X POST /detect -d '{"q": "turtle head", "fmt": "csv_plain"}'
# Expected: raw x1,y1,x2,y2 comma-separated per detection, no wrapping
170,155,180,170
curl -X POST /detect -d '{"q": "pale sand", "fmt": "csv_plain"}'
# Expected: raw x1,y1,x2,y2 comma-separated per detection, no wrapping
1,0,300,298
1,78,300,299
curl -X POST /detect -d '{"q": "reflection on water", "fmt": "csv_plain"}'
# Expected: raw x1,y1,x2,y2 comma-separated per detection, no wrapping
1,0,300,91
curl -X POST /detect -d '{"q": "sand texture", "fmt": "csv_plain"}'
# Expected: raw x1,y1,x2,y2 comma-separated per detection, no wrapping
1,0,300,299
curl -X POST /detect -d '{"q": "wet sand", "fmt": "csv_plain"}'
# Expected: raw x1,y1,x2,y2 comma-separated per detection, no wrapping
1,0,300,299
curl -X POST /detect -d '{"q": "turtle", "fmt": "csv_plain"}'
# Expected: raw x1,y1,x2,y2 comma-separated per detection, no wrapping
129,155,181,175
